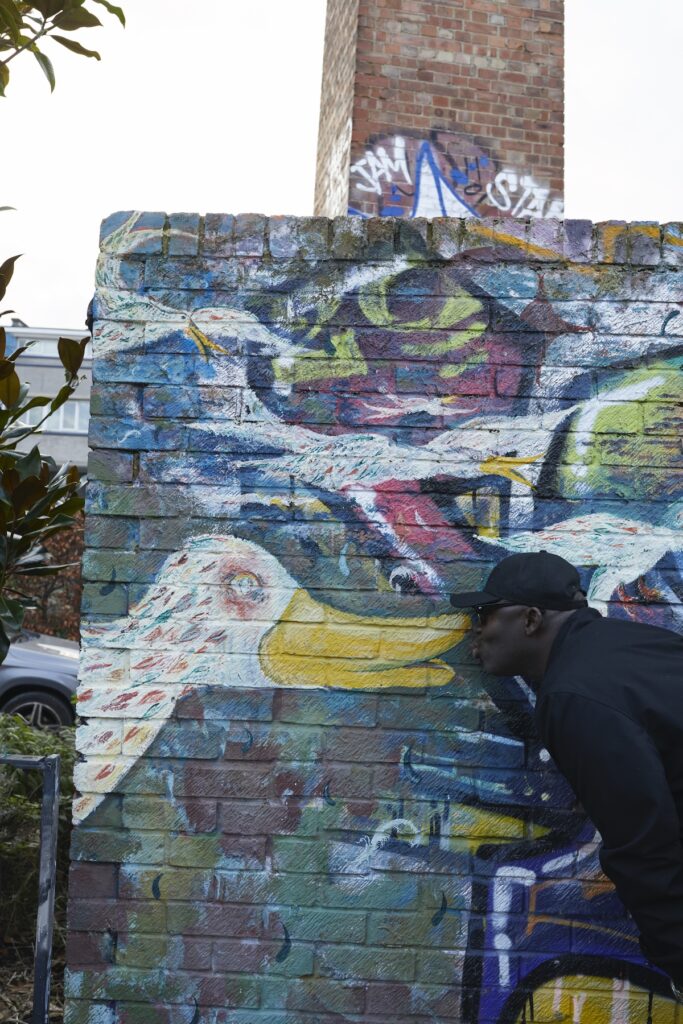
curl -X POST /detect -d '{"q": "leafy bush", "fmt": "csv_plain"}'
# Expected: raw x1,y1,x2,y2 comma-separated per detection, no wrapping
0,713,75,954
0,0,125,95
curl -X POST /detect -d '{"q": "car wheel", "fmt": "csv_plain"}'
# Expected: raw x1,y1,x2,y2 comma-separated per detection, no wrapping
0,690,74,728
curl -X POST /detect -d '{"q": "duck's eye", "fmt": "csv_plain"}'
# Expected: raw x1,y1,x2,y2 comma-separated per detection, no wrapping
225,572,264,599
390,567,420,595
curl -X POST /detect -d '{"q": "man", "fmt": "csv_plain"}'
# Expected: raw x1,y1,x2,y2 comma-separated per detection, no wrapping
450,550,683,1003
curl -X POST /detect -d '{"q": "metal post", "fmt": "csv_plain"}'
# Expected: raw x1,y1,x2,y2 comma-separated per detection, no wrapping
0,753,61,1024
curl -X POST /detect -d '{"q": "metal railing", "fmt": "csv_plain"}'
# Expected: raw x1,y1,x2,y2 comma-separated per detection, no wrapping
0,753,60,1024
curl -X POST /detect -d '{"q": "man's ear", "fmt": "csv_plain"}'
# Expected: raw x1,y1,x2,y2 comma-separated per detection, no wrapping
524,606,544,636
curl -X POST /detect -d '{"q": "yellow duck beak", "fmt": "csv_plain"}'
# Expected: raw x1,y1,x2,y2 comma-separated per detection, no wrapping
479,452,543,489
259,589,470,689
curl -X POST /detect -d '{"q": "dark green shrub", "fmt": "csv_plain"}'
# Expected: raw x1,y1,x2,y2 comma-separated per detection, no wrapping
0,714,75,954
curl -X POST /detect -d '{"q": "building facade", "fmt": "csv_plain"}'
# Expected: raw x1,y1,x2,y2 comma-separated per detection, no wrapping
5,323,92,470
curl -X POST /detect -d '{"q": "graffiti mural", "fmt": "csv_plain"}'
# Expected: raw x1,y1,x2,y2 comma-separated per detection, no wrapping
67,212,683,1024
349,131,564,220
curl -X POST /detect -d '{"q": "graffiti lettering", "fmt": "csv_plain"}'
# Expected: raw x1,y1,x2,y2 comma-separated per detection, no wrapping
349,131,564,220
349,134,412,194
486,168,565,219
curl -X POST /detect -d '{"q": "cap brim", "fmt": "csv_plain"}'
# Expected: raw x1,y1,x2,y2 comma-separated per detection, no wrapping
449,590,499,609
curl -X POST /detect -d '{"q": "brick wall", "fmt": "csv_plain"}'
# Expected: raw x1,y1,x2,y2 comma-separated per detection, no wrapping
315,0,564,220
314,0,360,218
67,211,683,1024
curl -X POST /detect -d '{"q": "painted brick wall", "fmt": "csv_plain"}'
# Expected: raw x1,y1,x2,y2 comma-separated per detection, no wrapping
315,0,564,220
67,212,683,1024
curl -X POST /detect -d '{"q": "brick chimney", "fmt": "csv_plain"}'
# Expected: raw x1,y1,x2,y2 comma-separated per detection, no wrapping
314,0,564,220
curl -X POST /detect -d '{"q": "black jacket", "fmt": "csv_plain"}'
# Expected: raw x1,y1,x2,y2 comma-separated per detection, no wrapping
536,606,683,982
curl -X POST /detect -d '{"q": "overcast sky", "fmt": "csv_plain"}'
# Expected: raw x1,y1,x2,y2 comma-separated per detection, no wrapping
2,0,682,327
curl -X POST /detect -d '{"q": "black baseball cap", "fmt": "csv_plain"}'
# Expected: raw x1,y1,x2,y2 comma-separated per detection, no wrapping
450,551,587,611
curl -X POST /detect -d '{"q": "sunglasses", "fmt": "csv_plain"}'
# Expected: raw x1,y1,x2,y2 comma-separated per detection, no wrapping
472,603,547,626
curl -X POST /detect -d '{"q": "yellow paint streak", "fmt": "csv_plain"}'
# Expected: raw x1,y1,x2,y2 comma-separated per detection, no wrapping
187,323,231,359
475,490,501,538
439,351,487,378
514,975,681,1024
260,589,469,690
273,328,367,385
479,452,543,489
402,323,486,356
359,277,484,331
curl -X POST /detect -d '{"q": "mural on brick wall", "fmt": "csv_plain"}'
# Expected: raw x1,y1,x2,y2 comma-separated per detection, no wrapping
68,212,683,1024
349,132,564,220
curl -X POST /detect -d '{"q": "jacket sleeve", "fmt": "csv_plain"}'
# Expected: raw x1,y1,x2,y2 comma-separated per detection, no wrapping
539,691,683,980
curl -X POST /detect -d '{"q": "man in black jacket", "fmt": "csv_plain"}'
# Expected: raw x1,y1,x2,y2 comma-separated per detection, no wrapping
450,550,683,1002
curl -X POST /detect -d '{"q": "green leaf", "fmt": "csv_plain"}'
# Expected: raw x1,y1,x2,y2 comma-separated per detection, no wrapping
8,344,32,362
57,336,85,374
32,0,69,16
0,327,5,359
11,477,47,515
32,46,56,91
91,0,125,25
52,7,102,30
15,447,41,481
51,33,101,59
0,620,9,661
0,358,14,380
0,255,20,302
0,0,23,46
0,62,8,97
18,395,51,413
0,594,25,641
49,382,74,413
0,369,20,408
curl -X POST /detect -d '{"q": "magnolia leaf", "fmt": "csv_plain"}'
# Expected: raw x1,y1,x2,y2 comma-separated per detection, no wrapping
32,46,56,91
0,327,4,359
0,0,22,45
0,358,14,380
0,597,23,651
31,0,69,16
8,344,32,362
49,382,73,412
52,34,101,59
0,61,8,97
57,336,85,374
91,0,125,25
1,468,19,493
0,368,20,408
19,395,51,412
52,7,102,30
15,447,41,481
11,477,48,515
0,255,20,303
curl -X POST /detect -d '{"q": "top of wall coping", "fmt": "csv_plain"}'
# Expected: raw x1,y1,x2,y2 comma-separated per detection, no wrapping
98,211,683,267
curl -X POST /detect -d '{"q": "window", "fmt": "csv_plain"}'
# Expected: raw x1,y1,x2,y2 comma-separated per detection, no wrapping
19,400,90,435
25,338,61,357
